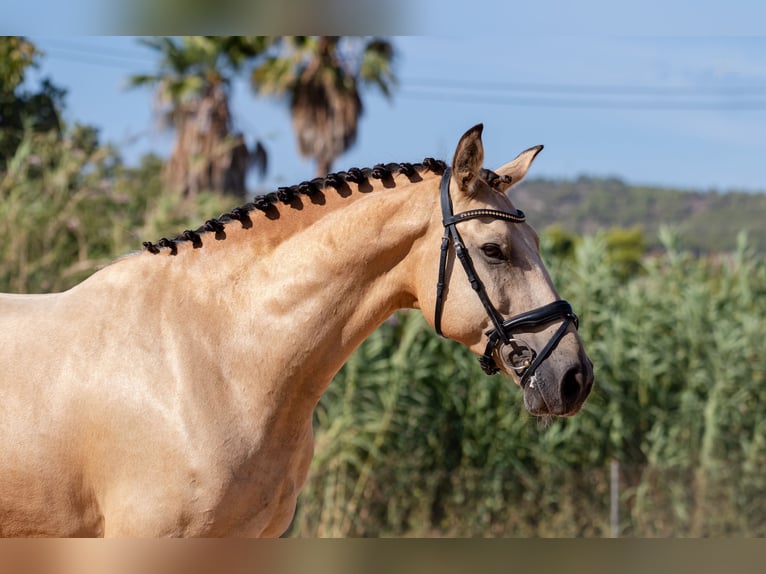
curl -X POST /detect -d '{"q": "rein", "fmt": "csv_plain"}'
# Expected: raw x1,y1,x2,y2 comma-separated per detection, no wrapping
434,168,579,384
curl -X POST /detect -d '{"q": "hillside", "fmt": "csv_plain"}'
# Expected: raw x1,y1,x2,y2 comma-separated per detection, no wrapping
514,176,766,253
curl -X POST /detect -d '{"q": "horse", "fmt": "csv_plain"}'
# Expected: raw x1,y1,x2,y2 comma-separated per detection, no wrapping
0,124,593,537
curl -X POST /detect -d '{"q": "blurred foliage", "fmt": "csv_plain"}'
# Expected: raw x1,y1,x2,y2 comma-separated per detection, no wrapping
0,37,65,172
543,224,647,282
0,124,232,293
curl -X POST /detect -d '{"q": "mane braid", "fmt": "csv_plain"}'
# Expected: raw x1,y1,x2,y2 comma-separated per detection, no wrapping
141,158,448,255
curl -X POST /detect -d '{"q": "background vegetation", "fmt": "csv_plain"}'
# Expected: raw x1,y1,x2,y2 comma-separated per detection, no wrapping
516,176,766,254
2,36,766,537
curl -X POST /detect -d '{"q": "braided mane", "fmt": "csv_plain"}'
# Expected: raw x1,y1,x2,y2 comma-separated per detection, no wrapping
142,158,449,255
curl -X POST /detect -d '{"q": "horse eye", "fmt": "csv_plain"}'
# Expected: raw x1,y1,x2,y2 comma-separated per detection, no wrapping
481,244,505,260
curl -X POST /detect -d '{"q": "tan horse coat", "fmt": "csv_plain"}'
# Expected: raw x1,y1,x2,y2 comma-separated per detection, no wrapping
0,125,592,536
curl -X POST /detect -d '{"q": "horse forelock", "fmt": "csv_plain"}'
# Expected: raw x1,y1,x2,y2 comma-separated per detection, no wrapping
141,159,449,256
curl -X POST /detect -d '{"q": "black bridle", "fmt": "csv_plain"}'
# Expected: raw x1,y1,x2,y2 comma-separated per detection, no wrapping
434,168,579,384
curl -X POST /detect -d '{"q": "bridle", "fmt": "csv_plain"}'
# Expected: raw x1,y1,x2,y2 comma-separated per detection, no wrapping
434,168,580,385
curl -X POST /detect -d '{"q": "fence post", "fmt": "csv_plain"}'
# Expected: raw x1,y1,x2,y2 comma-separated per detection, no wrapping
610,458,620,538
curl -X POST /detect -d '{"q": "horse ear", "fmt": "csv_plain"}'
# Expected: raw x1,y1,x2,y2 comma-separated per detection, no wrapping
493,145,544,193
451,124,485,195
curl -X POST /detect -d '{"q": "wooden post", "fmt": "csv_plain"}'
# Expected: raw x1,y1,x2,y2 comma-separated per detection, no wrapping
610,458,619,538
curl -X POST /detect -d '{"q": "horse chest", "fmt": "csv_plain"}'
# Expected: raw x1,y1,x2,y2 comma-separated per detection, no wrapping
172,418,316,536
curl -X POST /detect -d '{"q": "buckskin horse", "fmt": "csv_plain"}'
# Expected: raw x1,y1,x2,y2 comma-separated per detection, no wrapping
0,124,593,537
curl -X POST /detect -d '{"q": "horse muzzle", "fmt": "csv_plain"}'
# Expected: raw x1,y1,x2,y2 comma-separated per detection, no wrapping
520,353,594,416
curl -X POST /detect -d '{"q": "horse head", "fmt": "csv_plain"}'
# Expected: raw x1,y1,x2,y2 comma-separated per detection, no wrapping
416,124,594,416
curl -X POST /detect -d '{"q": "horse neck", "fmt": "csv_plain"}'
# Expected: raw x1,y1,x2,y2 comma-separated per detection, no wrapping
130,173,440,400
271,185,433,375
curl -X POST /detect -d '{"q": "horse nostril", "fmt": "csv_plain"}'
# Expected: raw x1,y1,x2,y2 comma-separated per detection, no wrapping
561,367,583,408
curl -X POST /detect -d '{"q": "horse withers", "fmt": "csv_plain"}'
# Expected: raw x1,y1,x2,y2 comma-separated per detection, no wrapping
0,124,593,536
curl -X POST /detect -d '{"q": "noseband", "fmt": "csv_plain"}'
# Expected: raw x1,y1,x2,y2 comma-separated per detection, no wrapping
434,168,579,384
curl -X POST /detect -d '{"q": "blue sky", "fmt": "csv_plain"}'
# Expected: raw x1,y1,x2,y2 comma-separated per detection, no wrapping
25,34,766,193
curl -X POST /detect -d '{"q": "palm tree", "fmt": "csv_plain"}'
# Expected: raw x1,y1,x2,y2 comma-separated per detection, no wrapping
130,36,270,199
252,36,395,177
